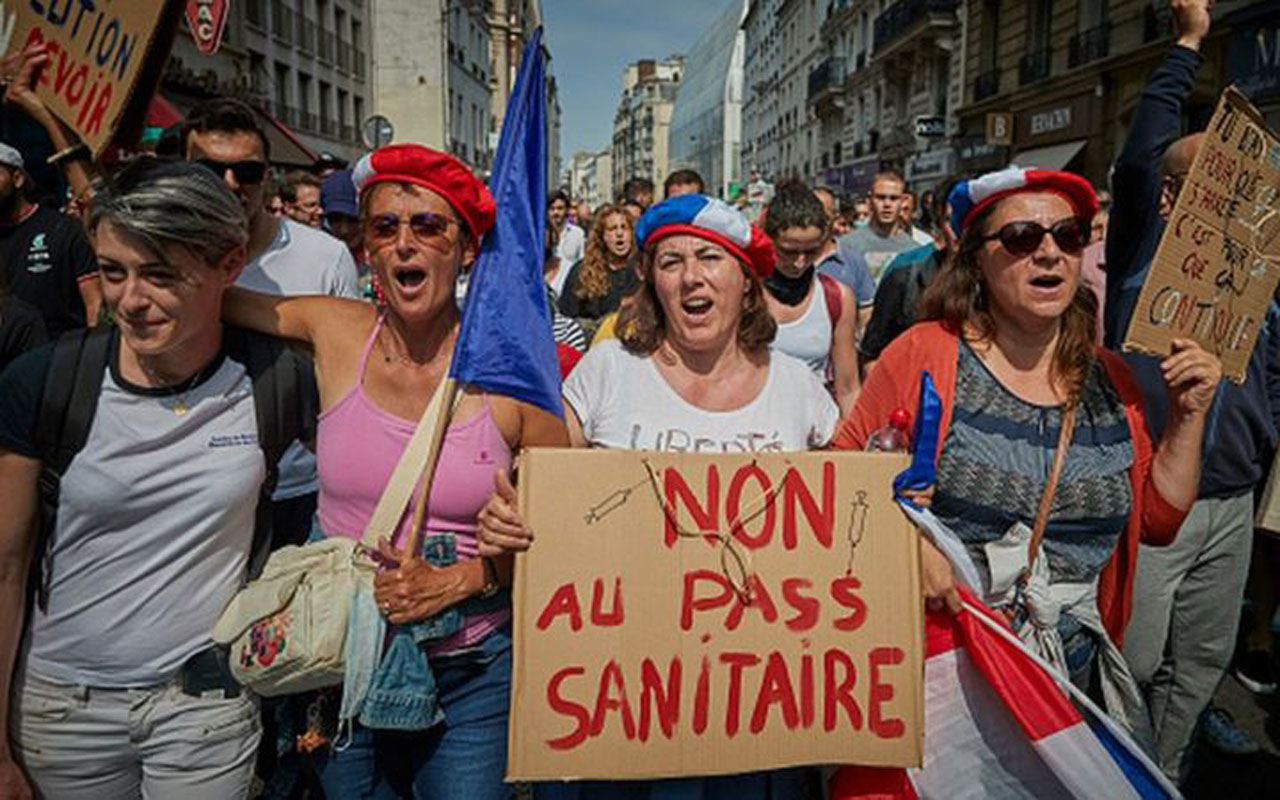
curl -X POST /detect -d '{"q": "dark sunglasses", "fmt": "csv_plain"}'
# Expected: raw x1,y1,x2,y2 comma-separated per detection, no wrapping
980,218,1090,257
366,212,457,242
193,158,268,185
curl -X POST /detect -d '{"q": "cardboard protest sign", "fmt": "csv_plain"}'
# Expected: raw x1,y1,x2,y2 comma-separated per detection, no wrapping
509,450,924,781
1123,87,1280,383
4,0,184,155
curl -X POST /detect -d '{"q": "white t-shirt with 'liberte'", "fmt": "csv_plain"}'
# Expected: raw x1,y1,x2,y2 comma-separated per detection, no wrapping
563,339,838,453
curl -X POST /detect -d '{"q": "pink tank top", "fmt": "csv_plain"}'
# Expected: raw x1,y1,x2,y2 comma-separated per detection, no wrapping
316,315,513,649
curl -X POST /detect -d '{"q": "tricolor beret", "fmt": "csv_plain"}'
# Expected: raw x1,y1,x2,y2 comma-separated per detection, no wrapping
948,167,1097,238
353,144,496,239
635,194,776,279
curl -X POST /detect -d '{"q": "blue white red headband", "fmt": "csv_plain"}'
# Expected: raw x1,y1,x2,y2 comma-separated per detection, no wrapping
948,167,1098,237
635,194,776,279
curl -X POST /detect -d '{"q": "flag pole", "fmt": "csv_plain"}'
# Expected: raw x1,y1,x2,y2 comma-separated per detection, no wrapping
403,377,459,560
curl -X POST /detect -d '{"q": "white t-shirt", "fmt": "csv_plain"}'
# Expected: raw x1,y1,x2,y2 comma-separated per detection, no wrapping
772,281,833,378
236,219,359,499
564,339,838,452
548,223,586,297
25,354,265,686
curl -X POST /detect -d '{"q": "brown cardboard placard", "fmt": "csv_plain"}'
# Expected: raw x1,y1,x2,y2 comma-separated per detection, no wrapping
5,0,184,156
1122,87,1280,383
509,449,924,781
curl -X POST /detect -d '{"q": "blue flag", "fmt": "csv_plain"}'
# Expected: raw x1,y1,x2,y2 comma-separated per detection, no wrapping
450,28,561,417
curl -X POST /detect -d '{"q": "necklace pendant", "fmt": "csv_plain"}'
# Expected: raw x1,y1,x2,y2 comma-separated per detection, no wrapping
174,400,187,416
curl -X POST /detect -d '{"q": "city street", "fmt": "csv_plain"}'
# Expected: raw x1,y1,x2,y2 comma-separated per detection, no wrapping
1187,677,1280,798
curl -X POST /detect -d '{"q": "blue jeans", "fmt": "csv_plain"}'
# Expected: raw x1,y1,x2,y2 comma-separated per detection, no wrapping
316,627,513,800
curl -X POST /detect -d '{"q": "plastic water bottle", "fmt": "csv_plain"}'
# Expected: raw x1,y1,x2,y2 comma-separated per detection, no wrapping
866,408,912,452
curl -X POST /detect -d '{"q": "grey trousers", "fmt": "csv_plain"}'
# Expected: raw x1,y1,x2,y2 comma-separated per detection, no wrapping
1122,492,1253,783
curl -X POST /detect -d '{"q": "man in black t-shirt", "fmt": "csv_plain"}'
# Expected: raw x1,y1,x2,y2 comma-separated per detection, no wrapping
0,142,99,337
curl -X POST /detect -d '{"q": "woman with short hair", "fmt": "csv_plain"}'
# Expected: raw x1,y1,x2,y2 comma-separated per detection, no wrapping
0,159,283,799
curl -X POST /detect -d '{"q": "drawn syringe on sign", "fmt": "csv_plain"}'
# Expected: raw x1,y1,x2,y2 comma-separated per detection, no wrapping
583,476,652,525
845,490,870,576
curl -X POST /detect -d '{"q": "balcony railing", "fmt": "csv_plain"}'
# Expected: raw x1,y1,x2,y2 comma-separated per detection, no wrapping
341,124,356,143
1019,48,1051,86
974,67,1000,101
873,0,958,53
807,56,846,102
299,111,317,132
1068,23,1110,68
321,118,338,137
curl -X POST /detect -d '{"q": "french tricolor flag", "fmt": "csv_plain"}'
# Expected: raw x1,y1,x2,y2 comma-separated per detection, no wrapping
830,587,1180,800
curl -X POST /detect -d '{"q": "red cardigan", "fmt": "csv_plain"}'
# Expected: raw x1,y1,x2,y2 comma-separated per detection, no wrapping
832,322,1188,646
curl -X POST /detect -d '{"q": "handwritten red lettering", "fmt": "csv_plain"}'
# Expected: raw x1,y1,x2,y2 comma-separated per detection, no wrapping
869,647,906,739
546,666,590,750
536,582,584,632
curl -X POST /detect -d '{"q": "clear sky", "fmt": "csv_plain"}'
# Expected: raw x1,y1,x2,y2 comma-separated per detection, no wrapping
543,0,740,162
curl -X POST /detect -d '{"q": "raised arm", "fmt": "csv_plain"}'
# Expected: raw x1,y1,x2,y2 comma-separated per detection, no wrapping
222,286,368,347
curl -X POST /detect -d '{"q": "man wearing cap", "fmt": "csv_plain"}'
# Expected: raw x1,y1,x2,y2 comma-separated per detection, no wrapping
183,98,359,548
0,141,100,337
321,169,372,298
1103,0,1280,777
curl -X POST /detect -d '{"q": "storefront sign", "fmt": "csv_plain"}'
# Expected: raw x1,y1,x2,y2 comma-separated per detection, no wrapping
906,148,955,183
1123,88,1280,383
914,116,946,138
1015,93,1096,146
509,450,924,780
186,0,229,56
986,112,1013,146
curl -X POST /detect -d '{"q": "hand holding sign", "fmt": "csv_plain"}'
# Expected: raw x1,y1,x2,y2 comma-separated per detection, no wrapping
478,469,533,557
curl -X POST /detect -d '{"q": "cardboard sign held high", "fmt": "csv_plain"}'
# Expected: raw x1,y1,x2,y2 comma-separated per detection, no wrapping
509,450,924,781
1123,87,1280,383
3,0,184,156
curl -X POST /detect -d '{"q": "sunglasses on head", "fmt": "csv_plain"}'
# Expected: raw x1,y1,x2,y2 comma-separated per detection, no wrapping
366,211,457,243
193,158,268,185
980,218,1090,257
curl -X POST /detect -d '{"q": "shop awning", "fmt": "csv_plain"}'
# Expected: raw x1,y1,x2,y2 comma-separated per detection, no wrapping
1011,139,1087,171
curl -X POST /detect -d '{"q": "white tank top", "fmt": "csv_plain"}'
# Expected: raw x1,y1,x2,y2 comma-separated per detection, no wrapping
771,281,832,378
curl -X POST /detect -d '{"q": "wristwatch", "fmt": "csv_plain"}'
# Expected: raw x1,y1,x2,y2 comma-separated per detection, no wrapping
477,557,501,599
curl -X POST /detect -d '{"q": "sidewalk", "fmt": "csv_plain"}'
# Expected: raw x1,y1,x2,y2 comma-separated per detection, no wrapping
1184,675,1280,798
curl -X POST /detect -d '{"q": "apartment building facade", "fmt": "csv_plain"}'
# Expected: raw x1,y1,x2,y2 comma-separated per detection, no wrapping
612,58,684,193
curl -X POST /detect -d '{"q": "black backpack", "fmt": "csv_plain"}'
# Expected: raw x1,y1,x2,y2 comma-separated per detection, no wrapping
30,325,318,610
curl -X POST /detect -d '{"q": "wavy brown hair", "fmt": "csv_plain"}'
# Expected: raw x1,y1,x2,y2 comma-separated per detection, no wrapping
618,241,776,356
919,201,1098,402
574,204,633,302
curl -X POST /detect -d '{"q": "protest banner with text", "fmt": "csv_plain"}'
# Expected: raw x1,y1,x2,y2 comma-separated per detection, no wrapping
509,450,924,781
1123,87,1280,382
4,0,184,155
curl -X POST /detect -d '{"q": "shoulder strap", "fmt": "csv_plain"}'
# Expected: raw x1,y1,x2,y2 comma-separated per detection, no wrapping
1026,402,1078,570
225,327,319,578
32,325,113,611
818,272,842,328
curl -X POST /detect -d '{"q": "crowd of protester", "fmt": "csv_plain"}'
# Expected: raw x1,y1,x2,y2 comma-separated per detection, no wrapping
0,1,1275,798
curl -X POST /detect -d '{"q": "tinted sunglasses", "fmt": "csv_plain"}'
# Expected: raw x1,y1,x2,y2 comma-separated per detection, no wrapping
193,158,268,185
366,212,457,243
980,218,1090,257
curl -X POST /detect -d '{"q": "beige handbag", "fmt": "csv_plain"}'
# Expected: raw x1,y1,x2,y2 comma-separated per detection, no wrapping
212,376,452,697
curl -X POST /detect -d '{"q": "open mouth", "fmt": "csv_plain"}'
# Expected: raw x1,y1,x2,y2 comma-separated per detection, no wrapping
1029,275,1065,289
394,268,428,288
681,297,713,317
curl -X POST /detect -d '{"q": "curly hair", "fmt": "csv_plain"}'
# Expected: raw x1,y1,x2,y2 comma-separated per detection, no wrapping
574,204,633,302
919,201,1097,402
618,242,776,356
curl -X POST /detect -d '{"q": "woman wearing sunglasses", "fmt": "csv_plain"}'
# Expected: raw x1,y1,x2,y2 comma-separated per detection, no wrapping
831,167,1219,719
222,143,568,799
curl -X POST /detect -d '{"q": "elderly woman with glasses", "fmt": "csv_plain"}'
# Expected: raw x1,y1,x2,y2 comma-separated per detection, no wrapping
831,168,1219,723
223,143,568,799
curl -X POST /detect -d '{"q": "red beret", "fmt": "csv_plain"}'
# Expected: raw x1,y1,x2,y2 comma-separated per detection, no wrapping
353,144,496,239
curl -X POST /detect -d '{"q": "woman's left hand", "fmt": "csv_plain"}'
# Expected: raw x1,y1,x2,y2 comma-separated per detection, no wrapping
1161,338,1222,417
373,540,470,625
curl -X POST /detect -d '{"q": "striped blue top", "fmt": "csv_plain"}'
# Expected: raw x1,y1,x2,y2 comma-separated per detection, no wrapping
934,342,1135,588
